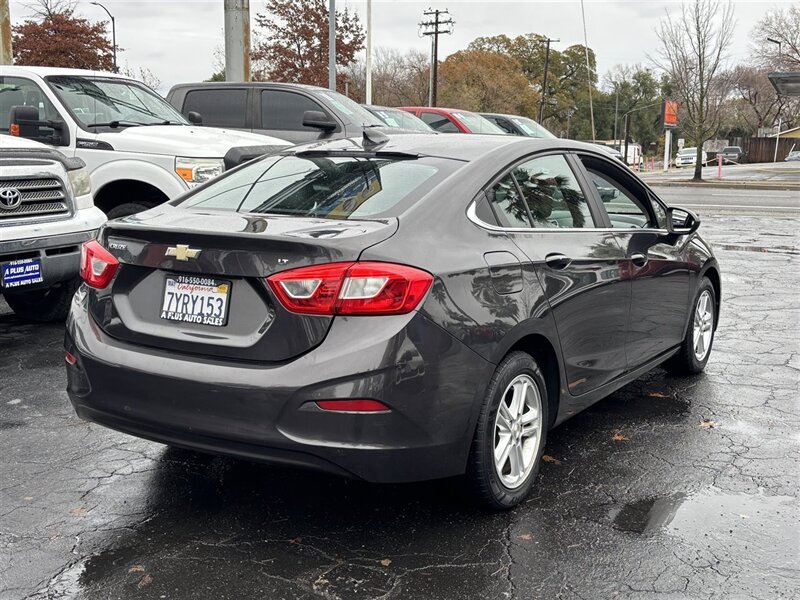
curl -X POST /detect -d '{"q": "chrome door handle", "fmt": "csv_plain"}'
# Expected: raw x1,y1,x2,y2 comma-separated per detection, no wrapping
631,252,648,267
545,253,572,270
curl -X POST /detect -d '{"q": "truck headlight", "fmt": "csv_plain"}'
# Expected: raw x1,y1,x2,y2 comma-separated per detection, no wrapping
68,167,92,198
175,157,225,184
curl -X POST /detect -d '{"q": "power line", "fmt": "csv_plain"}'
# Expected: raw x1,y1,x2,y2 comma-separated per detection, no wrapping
419,8,454,107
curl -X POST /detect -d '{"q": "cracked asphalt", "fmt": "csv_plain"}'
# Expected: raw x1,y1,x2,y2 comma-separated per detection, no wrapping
1,215,798,600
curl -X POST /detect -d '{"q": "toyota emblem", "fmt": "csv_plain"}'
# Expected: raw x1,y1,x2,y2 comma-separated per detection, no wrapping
0,187,22,211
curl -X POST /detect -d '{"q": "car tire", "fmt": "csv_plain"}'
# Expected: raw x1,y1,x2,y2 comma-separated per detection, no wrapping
466,351,549,510
106,201,156,220
4,278,80,322
664,277,716,375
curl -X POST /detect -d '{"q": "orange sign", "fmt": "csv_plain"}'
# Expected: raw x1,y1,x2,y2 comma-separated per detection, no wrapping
663,100,679,128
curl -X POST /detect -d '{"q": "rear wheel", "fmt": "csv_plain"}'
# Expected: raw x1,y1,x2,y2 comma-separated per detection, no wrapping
664,278,716,375
467,351,548,510
4,278,80,322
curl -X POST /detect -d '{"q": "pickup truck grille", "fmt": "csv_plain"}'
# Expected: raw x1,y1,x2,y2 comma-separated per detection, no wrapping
0,177,70,221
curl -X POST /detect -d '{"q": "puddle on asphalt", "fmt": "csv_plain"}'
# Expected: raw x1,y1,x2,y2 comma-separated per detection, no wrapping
713,243,800,255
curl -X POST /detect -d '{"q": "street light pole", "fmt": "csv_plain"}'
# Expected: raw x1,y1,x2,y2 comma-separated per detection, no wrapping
538,37,559,124
767,37,782,162
365,0,372,104
91,2,116,72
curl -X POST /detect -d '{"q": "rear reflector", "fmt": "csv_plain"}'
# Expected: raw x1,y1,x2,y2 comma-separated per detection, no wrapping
80,240,119,289
267,261,433,316
316,400,390,413
65,351,77,365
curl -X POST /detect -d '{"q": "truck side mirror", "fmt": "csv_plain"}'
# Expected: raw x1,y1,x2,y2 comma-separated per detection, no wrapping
187,111,203,124
302,110,337,131
9,105,69,147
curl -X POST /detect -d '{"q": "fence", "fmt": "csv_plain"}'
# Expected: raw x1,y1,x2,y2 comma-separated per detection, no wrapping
738,137,797,163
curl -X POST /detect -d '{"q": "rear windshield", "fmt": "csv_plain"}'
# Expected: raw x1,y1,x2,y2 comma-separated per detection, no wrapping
174,154,458,219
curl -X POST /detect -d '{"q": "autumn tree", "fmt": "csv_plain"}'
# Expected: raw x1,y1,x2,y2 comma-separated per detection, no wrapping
251,0,364,87
654,0,735,180
438,49,537,115
12,1,114,70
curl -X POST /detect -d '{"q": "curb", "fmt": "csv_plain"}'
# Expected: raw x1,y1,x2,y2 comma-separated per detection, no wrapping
641,180,800,191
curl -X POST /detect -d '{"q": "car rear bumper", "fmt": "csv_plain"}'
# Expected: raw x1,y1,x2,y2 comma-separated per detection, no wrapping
65,290,494,482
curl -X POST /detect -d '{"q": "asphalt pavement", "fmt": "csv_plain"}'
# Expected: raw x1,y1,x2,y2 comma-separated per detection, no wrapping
640,161,800,188
652,186,800,217
1,210,798,599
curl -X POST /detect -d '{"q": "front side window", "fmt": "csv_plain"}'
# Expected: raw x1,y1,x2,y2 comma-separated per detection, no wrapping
46,76,187,128
512,154,594,228
261,90,329,130
0,76,60,132
420,112,460,133
184,89,247,128
451,112,506,134
580,156,654,228
175,154,455,220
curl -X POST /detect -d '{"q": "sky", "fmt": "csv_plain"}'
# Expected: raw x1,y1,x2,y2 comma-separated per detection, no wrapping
7,0,792,94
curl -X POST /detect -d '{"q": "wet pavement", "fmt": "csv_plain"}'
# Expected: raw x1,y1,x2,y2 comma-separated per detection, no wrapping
1,216,799,600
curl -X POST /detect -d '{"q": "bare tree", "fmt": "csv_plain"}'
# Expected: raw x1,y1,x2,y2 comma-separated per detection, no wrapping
750,5,800,70
24,0,76,18
342,47,429,106
654,0,735,180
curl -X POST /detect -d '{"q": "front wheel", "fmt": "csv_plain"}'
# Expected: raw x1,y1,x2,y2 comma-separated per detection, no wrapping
4,278,80,322
467,352,548,510
664,278,716,375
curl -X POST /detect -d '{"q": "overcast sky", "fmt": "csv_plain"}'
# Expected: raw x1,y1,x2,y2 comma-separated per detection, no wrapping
8,0,790,93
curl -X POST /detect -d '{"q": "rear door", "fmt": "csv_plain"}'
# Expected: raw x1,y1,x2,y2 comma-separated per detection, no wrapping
576,153,691,366
420,111,461,133
181,87,250,131
489,152,630,396
254,89,341,144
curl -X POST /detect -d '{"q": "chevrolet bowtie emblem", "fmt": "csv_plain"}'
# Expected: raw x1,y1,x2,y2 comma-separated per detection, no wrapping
165,244,202,261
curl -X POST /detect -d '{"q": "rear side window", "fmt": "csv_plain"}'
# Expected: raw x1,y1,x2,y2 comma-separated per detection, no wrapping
175,154,457,219
487,174,531,228
420,112,459,133
261,90,329,130
183,89,247,128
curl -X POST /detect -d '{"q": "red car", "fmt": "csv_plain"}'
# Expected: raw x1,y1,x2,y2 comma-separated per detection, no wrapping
399,107,507,135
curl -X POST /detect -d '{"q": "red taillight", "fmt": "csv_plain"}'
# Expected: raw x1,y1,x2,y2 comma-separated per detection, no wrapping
266,262,433,316
65,351,77,365
316,399,390,413
79,240,119,289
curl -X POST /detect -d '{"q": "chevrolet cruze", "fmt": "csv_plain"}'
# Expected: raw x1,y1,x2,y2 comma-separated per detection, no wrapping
65,132,720,509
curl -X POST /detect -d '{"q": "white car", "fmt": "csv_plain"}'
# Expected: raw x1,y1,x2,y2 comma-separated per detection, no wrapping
1,134,106,320
675,147,708,168
0,66,290,218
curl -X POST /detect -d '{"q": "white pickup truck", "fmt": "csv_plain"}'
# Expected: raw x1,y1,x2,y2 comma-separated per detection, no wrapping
0,66,290,218
0,134,106,321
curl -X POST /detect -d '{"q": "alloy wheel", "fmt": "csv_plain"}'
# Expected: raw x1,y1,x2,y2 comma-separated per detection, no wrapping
693,290,714,362
493,374,543,489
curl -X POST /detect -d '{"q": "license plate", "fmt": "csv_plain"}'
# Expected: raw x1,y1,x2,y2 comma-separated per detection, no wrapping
160,275,231,327
1,258,43,289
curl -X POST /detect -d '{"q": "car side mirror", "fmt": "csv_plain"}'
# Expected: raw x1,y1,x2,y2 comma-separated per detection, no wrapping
10,105,69,146
667,206,700,235
302,110,337,131
187,111,203,125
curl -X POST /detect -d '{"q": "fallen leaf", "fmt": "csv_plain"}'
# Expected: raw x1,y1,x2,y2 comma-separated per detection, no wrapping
137,574,153,589
517,533,532,541
699,419,717,429
542,455,562,465
128,565,145,573
288,537,302,545
69,506,87,515
648,392,668,398
611,431,628,441
379,559,392,567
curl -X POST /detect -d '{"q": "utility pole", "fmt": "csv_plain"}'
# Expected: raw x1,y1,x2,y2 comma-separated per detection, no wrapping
613,84,619,147
579,0,596,141
90,2,117,72
224,0,250,82
365,0,372,104
328,0,336,90
767,37,782,162
538,38,559,124
0,0,12,65
419,8,454,107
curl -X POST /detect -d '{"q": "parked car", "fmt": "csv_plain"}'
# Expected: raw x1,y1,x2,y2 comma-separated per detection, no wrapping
66,132,720,510
784,149,799,161
364,105,435,133
480,113,555,138
167,82,402,144
399,107,506,134
0,66,289,219
1,134,106,321
719,146,747,164
675,147,708,168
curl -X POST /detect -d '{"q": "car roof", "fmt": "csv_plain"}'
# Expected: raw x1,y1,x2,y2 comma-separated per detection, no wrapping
480,112,527,119
170,81,328,92
0,65,129,79
283,132,605,163
399,107,477,116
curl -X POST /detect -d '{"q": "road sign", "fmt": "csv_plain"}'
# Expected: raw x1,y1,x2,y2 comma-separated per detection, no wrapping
677,138,685,149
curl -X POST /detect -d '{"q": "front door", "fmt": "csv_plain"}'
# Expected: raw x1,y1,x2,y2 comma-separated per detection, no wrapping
488,152,630,397
255,90,340,144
